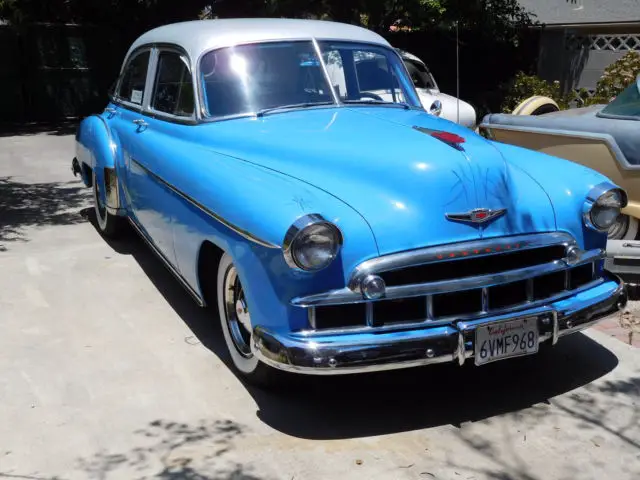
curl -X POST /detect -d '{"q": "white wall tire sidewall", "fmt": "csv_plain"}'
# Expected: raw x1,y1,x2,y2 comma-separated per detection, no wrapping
217,253,260,375
92,172,109,232
627,216,640,240
614,215,639,240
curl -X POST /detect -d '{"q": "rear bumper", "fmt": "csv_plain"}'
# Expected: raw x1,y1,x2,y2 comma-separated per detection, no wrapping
252,273,627,375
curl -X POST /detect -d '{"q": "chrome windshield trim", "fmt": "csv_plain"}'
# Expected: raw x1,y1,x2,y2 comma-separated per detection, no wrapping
348,232,576,292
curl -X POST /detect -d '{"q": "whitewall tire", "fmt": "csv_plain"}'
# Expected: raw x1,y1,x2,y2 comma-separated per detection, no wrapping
216,252,279,386
608,214,639,240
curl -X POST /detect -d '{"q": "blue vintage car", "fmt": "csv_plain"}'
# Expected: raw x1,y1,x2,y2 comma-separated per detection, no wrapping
73,19,628,385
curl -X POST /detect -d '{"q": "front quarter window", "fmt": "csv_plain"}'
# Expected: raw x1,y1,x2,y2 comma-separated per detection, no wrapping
599,78,640,119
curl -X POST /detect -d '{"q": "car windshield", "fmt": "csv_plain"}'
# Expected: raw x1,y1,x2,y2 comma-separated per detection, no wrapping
317,41,420,107
403,58,437,90
199,40,421,118
599,78,640,119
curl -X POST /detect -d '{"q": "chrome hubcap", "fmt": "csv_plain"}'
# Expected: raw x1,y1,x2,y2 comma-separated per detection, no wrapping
223,266,252,357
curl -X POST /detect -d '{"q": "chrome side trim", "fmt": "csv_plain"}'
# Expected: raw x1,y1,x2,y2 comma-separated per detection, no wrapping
478,122,640,171
293,248,604,307
130,158,279,249
348,232,575,291
127,217,205,307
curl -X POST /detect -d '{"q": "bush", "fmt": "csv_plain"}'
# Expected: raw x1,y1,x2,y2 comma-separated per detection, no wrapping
500,72,574,113
586,51,640,105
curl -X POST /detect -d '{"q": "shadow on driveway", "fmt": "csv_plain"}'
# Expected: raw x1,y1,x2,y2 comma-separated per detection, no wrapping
0,177,90,250
0,121,78,138
89,212,622,442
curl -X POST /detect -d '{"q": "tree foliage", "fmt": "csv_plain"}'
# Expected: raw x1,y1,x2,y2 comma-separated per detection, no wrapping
501,52,640,113
588,51,640,104
0,0,536,40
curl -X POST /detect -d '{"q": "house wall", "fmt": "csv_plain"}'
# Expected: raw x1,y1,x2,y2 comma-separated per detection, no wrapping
537,24,640,94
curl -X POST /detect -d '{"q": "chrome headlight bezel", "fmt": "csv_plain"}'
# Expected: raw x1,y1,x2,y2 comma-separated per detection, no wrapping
583,182,628,232
283,214,343,272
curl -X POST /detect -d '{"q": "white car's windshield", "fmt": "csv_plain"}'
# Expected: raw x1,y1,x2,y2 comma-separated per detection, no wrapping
199,40,421,118
600,76,640,119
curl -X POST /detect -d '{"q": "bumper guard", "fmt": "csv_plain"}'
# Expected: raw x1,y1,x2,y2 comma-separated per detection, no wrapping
252,274,627,375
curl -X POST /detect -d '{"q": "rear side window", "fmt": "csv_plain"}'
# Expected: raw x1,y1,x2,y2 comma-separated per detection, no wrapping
152,52,195,117
118,51,150,105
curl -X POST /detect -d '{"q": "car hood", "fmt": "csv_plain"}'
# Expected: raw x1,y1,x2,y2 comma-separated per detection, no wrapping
203,107,556,256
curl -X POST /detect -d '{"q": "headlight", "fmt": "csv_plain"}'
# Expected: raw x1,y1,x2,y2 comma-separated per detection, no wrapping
583,183,627,232
283,214,343,271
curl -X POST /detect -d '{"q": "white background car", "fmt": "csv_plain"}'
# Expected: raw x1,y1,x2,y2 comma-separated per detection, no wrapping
397,49,477,128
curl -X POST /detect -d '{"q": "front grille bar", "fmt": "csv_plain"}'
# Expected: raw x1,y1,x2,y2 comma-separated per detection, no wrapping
348,232,576,292
291,248,604,308
305,270,603,336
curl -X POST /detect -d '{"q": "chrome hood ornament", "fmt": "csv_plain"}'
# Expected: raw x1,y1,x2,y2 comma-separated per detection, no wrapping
445,208,507,225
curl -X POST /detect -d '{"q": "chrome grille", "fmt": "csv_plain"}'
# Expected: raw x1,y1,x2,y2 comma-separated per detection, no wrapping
379,245,566,286
311,263,598,331
292,233,605,333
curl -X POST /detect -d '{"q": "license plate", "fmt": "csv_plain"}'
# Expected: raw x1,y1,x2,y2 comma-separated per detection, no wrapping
475,316,539,366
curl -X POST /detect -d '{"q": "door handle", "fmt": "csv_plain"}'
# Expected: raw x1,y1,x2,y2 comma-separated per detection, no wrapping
133,119,148,127
105,107,117,114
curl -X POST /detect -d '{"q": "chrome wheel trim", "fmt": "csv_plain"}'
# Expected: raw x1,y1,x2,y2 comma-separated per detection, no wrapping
608,214,629,240
223,265,253,358
93,172,108,230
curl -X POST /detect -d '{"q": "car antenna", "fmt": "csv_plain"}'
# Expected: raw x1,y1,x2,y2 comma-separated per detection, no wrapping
456,20,460,125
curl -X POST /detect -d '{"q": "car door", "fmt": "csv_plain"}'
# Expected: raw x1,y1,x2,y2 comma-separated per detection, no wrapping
108,47,178,265
130,48,199,274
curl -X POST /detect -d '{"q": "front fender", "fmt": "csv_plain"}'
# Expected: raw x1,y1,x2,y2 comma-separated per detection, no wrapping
164,143,380,333
491,141,615,250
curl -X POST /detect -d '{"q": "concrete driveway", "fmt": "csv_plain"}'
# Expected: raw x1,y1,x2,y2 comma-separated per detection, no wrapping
0,131,639,480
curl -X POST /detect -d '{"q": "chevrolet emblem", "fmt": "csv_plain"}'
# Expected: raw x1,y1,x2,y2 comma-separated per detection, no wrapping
445,208,507,224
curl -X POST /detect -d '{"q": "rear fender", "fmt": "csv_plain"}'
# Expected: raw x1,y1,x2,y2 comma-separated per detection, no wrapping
75,114,123,213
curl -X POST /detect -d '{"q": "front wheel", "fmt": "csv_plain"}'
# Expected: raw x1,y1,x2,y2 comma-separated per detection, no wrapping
92,171,124,238
216,253,281,387
608,214,639,240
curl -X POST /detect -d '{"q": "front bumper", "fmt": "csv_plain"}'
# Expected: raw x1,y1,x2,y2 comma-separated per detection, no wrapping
252,274,626,375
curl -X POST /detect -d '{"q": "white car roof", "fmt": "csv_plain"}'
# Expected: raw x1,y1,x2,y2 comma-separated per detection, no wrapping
125,18,391,68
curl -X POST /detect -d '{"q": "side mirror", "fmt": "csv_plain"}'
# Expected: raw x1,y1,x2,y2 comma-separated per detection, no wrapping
429,100,443,117
636,74,640,94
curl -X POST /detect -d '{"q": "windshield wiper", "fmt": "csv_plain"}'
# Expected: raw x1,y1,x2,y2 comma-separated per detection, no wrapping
343,100,411,109
255,102,334,117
